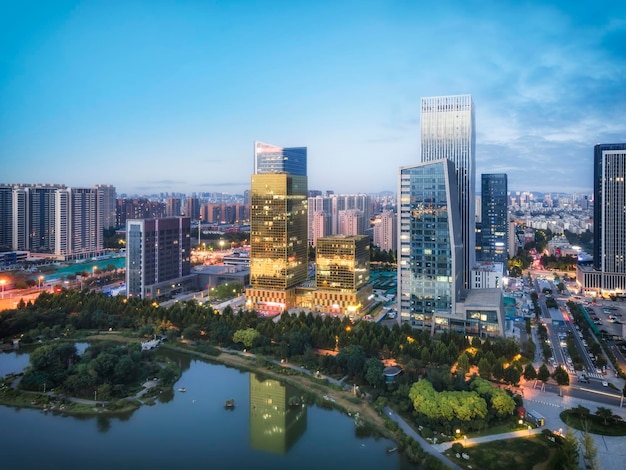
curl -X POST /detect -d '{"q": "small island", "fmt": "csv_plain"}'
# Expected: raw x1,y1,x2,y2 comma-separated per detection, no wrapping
0,340,180,415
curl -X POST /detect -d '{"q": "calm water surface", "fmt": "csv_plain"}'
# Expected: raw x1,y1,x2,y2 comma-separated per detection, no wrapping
1,348,418,469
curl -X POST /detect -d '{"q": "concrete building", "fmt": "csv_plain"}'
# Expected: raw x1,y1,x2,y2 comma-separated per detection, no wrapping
95,184,117,230
578,143,626,297
337,209,364,236
126,217,192,299
372,210,396,252
471,262,505,289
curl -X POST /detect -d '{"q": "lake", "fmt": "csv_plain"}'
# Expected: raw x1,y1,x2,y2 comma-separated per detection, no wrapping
0,347,418,469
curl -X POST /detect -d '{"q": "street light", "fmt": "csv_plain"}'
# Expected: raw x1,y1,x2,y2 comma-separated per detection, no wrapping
0,279,5,299
38,275,44,289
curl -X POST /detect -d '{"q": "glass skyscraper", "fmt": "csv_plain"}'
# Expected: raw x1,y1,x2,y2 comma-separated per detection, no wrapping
254,141,307,176
479,173,508,263
247,141,308,313
420,95,475,289
398,160,463,329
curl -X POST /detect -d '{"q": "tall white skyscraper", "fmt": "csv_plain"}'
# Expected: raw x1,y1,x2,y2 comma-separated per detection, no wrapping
421,94,476,289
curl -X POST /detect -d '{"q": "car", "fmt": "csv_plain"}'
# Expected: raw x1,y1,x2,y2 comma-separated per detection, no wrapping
602,381,608,387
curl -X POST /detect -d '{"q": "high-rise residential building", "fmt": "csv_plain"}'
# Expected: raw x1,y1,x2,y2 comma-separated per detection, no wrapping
254,141,307,176
578,144,626,297
116,198,166,227
0,185,13,251
166,197,182,217
0,184,103,260
372,210,397,252
95,184,117,229
398,160,464,330
246,173,308,313
307,195,332,247
478,174,508,263
421,94,475,289
184,196,200,221
337,209,364,236
126,217,192,299
313,235,372,315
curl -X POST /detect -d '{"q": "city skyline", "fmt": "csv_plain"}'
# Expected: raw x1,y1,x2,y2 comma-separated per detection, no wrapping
2,1,625,195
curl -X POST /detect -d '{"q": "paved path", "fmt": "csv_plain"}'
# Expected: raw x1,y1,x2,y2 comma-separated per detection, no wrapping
383,406,462,470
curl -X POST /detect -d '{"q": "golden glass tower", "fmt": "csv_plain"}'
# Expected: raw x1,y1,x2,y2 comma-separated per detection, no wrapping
246,173,308,313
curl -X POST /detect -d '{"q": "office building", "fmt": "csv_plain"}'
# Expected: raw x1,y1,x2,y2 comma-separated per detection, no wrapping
0,185,13,251
479,174,508,263
254,141,307,176
313,235,372,315
126,217,192,299
421,95,475,289
578,144,626,296
398,160,464,331
246,173,308,313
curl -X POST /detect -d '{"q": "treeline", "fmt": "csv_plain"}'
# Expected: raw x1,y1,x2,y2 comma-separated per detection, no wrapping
2,290,530,395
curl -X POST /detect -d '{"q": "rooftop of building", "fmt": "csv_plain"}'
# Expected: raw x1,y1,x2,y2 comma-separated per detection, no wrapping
471,261,504,273
464,288,503,308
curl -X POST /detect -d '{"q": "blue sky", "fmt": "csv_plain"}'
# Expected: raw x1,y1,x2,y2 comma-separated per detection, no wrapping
1,0,625,196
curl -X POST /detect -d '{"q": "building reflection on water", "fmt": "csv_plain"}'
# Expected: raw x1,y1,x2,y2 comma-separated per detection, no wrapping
249,373,307,454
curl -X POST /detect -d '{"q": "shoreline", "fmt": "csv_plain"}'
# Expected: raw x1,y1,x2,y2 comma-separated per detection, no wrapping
0,338,394,441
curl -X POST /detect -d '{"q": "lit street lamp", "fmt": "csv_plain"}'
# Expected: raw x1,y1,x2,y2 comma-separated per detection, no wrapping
38,275,44,289
0,279,5,299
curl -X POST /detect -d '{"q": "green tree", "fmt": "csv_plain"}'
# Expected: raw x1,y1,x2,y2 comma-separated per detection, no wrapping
579,428,600,470
364,359,385,389
595,406,614,426
537,363,550,384
232,328,260,348
552,365,570,386
558,428,580,470
478,357,492,379
523,363,537,381
490,388,516,417
457,352,470,373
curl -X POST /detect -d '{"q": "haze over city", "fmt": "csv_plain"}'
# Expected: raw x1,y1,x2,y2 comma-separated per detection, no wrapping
2,0,625,195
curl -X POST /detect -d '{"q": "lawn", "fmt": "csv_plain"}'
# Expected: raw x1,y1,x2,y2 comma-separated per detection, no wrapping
445,436,551,470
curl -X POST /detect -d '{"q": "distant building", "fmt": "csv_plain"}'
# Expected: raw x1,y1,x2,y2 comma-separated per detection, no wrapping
337,209,364,236
126,217,192,299
95,184,117,230
116,198,166,227
372,210,396,252
313,235,372,315
0,184,103,260
166,197,182,217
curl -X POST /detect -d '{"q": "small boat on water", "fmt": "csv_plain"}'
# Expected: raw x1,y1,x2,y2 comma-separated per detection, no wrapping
178,387,186,392
224,399,235,409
